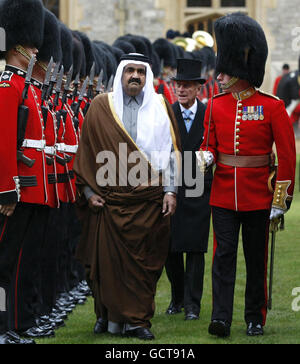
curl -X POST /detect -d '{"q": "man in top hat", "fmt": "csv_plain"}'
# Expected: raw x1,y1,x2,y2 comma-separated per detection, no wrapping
0,0,51,344
197,12,296,337
74,53,181,341
165,58,212,322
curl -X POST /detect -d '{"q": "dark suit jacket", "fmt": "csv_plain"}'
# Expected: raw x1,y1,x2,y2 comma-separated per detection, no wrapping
170,100,212,253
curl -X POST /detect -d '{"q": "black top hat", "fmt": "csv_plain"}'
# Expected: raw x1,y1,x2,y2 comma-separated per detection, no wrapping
172,58,206,84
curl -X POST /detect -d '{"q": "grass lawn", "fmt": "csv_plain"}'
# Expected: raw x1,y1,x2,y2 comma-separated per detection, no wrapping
37,155,300,345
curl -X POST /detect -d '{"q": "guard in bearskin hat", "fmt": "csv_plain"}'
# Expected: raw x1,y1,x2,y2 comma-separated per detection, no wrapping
153,38,178,104
0,0,50,344
197,12,296,337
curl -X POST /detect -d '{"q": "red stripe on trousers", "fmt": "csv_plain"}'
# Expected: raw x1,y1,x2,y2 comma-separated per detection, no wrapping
262,223,270,326
0,217,8,243
14,248,23,331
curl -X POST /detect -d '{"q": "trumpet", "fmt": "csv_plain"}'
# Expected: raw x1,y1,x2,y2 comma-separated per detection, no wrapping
192,31,214,48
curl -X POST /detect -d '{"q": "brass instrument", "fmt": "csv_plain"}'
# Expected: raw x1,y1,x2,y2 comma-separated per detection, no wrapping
192,31,214,48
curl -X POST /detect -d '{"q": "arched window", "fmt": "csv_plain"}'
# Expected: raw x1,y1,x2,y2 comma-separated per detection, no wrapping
42,0,60,18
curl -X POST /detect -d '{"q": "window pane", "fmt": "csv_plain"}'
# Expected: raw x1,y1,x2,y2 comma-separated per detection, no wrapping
221,0,246,6
187,0,212,7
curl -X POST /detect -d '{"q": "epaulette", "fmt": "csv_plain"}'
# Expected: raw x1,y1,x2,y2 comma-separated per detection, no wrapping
0,70,13,83
213,92,227,99
258,90,280,101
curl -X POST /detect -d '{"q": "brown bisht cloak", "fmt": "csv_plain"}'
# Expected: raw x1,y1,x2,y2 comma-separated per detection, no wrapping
73,93,181,328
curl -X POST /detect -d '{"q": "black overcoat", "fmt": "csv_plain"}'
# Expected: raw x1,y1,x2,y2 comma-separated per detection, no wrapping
170,100,212,253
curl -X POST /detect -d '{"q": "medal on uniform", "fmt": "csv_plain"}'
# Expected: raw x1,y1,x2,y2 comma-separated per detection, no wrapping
247,106,253,120
242,106,248,121
259,106,265,120
254,106,259,120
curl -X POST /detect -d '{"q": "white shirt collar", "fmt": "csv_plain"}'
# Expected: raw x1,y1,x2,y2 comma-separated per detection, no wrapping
179,99,198,116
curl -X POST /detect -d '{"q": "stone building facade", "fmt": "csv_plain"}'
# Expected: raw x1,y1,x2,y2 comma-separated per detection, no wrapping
53,0,300,93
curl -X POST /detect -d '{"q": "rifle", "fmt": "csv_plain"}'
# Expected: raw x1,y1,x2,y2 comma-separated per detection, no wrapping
53,65,64,130
83,62,95,116
95,69,104,96
72,76,89,132
105,75,114,93
41,57,54,129
268,215,285,310
17,55,36,168
72,73,80,104
52,65,71,166
58,65,73,126
46,62,60,110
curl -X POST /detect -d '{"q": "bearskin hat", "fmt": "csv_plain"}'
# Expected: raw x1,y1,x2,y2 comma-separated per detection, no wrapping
153,38,177,69
72,32,86,79
0,0,45,58
73,31,96,77
112,39,136,54
59,22,73,72
214,12,268,88
38,9,62,63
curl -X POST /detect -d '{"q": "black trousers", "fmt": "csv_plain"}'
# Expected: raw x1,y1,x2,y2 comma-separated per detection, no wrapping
211,206,270,326
9,204,49,332
165,251,205,314
0,203,47,334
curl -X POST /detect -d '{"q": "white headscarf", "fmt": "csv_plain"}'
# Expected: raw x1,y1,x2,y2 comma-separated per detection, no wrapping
112,58,172,171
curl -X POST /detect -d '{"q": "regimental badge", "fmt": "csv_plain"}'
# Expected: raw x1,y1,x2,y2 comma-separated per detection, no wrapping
0,82,11,88
0,71,13,82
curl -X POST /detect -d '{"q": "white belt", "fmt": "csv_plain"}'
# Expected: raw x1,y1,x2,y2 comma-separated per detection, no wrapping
44,146,56,155
55,143,78,154
22,139,46,150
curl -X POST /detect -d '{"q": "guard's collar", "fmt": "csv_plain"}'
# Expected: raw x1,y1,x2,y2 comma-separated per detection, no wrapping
232,87,256,101
5,65,26,78
31,78,43,89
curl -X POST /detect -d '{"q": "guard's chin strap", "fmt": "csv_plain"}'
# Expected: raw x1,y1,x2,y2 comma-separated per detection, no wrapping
222,76,239,90
15,45,32,62
37,61,48,72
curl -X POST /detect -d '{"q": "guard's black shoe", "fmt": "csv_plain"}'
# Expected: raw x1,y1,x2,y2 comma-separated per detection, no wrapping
0,331,35,344
165,301,183,315
94,318,108,334
208,320,231,338
246,322,264,336
123,327,155,341
185,312,199,321
19,326,55,338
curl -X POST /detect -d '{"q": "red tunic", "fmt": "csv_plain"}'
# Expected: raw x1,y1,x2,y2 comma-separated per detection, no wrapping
31,79,59,209
0,66,49,206
201,89,296,212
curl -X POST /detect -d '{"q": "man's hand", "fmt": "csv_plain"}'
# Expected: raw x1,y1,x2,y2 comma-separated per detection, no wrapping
88,194,106,212
162,193,177,218
0,203,17,217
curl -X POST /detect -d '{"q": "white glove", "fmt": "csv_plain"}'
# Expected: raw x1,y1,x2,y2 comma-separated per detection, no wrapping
196,151,214,168
270,207,285,221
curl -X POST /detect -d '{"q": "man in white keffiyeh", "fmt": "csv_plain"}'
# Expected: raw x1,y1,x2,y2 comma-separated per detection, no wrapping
75,53,181,341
